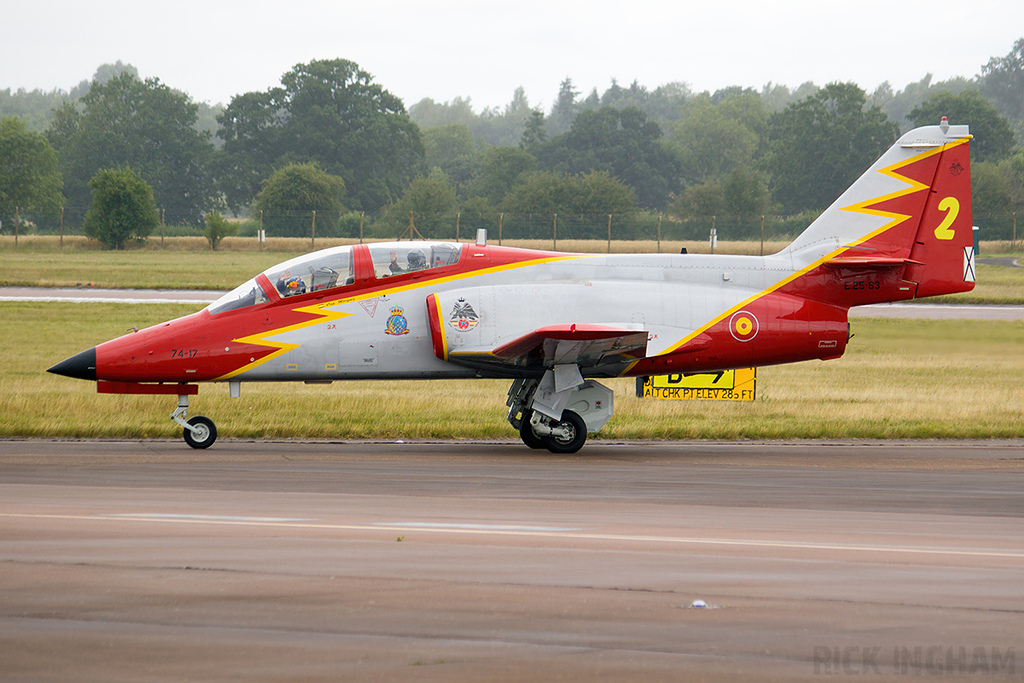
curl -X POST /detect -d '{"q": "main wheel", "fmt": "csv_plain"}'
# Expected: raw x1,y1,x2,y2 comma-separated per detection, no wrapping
518,409,546,449
183,415,217,449
541,410,587,454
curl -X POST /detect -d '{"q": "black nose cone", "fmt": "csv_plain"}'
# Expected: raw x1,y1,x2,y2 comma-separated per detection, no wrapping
48,347,97,381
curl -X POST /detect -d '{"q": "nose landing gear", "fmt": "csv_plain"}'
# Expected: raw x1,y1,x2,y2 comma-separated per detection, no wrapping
170,392,217,449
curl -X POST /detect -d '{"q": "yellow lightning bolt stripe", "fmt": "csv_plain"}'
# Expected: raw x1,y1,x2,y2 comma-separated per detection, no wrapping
216,253,591,379
215,304,354,380
836,136,969,251
627,137,971,371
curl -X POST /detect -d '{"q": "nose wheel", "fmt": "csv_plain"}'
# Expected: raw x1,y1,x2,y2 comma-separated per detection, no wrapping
183,415,217,449
171,393,218,449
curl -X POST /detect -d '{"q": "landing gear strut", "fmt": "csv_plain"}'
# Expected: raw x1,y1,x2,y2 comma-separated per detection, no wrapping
506,371,614,454
171,393,217,449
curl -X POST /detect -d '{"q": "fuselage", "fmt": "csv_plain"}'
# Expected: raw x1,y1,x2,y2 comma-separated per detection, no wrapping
79,240,853,387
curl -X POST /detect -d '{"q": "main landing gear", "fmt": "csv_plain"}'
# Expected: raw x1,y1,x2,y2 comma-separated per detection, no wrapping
171,392,217,449
506,369,614,454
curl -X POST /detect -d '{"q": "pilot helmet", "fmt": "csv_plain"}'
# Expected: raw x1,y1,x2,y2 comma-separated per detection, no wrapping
407,249,426,267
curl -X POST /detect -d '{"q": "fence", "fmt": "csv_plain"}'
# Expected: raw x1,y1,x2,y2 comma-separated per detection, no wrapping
3,207,1022,251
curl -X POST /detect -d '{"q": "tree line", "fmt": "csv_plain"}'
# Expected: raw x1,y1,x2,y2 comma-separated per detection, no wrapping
2,41,1023,248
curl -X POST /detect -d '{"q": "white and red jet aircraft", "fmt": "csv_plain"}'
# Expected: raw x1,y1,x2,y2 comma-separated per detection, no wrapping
50,120,976,452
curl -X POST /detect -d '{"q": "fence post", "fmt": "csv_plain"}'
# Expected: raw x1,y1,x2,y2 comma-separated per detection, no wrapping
657,214,662,252
607,214,612,253
60,207,64,248
14,206,18,247
359,211,364,244
760,215,765,256
259,210,264,251
498,213,503,245
456,212,460,242
553,213,557,251
160,208,165,248
311,210,316,250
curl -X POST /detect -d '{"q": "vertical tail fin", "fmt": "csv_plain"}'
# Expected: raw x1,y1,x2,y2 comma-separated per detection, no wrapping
781,120,975,302
903,126,975,297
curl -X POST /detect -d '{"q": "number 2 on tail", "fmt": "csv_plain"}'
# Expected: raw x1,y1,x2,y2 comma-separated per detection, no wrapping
933,197,959,240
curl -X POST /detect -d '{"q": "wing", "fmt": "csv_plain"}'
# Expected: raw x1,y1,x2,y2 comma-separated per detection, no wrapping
427,293,647,376
488,324,649,367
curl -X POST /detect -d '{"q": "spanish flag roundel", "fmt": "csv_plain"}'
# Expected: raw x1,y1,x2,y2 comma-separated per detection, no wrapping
729,311,759,342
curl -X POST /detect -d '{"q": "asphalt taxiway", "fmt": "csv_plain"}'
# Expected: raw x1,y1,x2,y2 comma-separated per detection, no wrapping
1,439,1021,681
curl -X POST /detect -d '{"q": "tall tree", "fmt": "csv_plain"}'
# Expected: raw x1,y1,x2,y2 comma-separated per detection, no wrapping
765,82,899,214
723,166,771,219
979,38,1024,131
537,106,680,209
469,87,535,147
253,162,346,238
909,89,1016,162
468,146,536,206
520,110,548,155
548,78,580,136
47,73,217,225
499,170,636,216
0,116,63,231
217,59,423,213
378,169,459,238
408,96,476,128
83,167,159,249
970,160,1020,239
422,123,479,195
669,96,764,184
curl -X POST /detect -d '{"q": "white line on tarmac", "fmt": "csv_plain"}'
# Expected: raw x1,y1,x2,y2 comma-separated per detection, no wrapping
4,512,1022,560
0,296,213,304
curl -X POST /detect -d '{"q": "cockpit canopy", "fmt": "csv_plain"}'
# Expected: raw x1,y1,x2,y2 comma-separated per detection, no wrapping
207,242,463,315
366,242,461,279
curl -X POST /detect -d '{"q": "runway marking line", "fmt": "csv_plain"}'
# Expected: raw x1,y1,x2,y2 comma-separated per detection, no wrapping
0,296,213,304
3,512,1022,560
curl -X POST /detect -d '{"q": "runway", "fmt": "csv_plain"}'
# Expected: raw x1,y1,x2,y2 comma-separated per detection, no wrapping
1,439,1022,681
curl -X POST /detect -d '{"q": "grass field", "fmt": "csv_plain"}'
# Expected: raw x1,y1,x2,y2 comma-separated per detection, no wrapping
3,236,1023,303
4,301,1022,441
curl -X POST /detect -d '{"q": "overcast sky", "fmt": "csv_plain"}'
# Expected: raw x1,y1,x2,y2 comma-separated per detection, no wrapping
3,0,1022,112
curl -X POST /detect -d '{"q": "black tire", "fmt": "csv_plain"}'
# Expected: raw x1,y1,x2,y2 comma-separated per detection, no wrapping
183,415,217,449
541,410,587,454
518,410,546,449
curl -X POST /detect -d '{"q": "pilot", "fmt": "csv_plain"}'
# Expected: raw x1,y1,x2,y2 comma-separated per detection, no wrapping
389,248,427,273
276,272,306,296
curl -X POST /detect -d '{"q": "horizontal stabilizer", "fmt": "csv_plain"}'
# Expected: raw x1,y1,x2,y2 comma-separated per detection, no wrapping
824,256,924,269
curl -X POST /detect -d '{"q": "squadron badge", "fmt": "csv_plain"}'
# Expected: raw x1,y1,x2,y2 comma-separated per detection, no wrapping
448,298,479,332
385,307,410,335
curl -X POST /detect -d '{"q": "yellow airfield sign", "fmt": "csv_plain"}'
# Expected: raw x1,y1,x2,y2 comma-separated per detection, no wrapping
639,368,756,401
